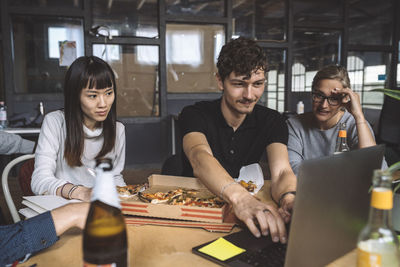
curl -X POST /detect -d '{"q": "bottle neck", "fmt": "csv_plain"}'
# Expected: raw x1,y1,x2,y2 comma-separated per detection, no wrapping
367,207,393,228
91,169,121,209
368,186,394,229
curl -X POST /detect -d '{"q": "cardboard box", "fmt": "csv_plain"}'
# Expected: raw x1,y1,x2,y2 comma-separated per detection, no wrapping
124,216,235,233
121,174,229,223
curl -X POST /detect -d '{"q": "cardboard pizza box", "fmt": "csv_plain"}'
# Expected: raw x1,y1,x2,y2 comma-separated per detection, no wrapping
124,216,235,233
121,174,231,223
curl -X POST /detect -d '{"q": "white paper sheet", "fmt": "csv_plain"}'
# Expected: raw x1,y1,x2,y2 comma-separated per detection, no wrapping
22,195,81,212
19,207,40,219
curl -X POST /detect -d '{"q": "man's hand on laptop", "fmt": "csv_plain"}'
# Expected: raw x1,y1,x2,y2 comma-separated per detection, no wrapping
229,191,287,244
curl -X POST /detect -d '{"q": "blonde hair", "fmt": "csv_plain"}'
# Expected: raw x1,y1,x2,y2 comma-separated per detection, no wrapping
312,65,350,91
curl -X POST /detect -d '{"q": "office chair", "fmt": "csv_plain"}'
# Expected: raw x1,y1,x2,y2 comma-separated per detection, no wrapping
161,154,183,176
378,96,400,165
1,154,35,223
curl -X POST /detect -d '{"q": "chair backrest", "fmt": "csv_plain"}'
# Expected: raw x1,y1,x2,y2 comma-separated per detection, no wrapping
161,154,183,176
1,154,35,223
18,157,35,196
378,96,400,146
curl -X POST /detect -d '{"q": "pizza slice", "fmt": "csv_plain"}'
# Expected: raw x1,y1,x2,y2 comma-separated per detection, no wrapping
117,183,148,198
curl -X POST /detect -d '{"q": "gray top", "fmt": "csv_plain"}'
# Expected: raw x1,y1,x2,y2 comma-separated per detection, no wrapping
286,110,387,175
0,130,35,155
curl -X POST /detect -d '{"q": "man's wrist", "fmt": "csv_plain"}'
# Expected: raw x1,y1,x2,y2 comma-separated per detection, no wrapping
278,191,296,207
224,184,249,205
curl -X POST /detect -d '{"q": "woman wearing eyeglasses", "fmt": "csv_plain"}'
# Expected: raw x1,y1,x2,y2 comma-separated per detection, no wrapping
286,65,386,175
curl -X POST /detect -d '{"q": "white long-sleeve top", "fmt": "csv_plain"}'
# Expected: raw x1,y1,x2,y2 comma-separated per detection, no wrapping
31,110,126,195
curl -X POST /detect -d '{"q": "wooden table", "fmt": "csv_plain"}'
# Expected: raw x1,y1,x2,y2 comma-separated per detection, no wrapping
19,182,357,267
20,225,238,267
19,225,356,267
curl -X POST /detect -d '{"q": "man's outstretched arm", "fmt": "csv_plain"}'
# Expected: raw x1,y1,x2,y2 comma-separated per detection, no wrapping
267,143,297,223
183,132,288,243
0,202,89,266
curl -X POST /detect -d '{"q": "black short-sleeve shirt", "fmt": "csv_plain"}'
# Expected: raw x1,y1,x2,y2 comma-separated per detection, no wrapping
178,98,288,178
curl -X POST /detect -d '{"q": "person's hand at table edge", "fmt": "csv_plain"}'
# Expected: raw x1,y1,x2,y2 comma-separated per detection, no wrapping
278,191,296,223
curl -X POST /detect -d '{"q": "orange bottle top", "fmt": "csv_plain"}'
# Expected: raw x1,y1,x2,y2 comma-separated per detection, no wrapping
338,130,347,138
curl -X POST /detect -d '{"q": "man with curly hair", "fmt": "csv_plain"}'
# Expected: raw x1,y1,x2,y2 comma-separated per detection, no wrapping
179,37,296,243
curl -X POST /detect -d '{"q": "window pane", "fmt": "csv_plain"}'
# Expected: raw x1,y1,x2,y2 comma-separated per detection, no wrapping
293,0,342,24
349,0,393,45
347,52,390,109
233,0,285,41
292,30,340,92
166,24,225,93
0,16,3,101
9,0,81,8
166,0,224,17
0,42,4,101
12,16,84,94
92,0,158,38
93,44,159,117
260,49,285,112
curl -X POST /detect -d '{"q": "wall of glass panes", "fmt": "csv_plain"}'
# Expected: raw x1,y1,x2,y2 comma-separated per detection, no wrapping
1,0,399,117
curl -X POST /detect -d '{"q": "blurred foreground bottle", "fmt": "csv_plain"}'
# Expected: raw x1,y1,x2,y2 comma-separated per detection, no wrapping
357,170,400,267
0,101,8,129
83,158,128,267
334,122,350,154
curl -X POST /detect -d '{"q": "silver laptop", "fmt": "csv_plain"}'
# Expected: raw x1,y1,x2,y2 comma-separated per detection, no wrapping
193,145,385,267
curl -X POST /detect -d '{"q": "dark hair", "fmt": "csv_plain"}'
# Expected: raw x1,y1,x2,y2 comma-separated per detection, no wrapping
63,56,117,167
216,37,268,81
312,65,350,91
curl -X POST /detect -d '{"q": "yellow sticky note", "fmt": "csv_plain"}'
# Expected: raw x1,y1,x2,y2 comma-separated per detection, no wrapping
198,237,246,261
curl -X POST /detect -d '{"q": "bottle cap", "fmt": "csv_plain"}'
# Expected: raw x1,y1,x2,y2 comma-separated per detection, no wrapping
96,158,113,171
339,130,347,138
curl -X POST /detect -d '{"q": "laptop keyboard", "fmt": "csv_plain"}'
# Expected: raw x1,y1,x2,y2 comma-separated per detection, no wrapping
236,242,287,267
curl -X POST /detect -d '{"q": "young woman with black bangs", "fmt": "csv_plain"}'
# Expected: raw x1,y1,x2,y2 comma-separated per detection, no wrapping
31,56,126,201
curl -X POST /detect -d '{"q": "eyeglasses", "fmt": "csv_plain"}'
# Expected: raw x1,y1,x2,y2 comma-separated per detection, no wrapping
311,92,342,106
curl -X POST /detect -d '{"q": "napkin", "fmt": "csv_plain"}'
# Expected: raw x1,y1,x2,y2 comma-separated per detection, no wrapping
235,163,264,194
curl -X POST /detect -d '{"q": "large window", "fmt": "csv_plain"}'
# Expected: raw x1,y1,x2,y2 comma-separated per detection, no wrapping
9,0,82,8
233,0,286,41
261,49,285,112
92,0,158,38
12,15,84,94
2,1,399,116
93,44,160,117
293,0,343,24
166,24,225,93
347,52,390,108
166,0,224,17
292,29,340,92
348,0,393,46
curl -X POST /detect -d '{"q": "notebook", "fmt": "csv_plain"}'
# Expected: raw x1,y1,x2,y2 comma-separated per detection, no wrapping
192,145,385,267
19,195,81,219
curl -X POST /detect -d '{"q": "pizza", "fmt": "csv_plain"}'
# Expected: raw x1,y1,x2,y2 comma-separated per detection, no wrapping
239,180,257,192
117,183,148,198
138,188,225,208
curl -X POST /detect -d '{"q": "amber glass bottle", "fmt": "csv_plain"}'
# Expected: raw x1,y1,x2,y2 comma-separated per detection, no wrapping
83,158,127,267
